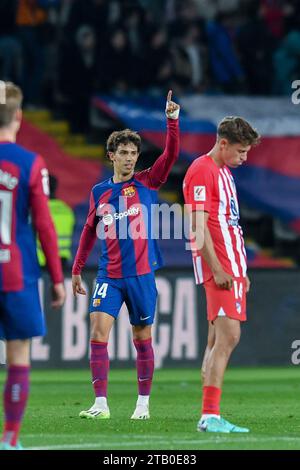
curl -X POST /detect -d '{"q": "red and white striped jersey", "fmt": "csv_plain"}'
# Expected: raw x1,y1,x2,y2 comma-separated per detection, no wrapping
183,155,247,284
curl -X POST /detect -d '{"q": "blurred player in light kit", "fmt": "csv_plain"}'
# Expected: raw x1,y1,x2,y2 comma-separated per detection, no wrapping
183,116,260,433
72,91,180,420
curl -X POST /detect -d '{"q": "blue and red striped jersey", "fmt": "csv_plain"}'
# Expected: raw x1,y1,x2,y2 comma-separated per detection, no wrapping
72,118,179,278
0,142,63,291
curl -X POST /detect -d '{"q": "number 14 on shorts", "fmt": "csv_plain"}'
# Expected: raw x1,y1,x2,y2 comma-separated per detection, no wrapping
93,283,108,299
233,280,243,300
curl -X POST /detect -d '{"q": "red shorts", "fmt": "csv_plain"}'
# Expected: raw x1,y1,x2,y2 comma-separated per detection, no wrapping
204,277,247,322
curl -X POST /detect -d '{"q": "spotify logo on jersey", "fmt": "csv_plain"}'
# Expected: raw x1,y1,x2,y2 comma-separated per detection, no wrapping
102,214,114,226
101,206,140,226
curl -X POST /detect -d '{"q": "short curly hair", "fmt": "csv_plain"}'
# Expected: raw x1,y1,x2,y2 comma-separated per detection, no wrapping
217,116,260,146
106,129,141,158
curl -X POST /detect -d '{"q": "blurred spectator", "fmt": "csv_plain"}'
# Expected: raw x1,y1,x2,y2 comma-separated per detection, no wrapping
206,12,245,93
194,0,241,19
283,0,300,31
169,0,201,38
138,0,166,21
142,26,172,93
273,16,300,95
58,24,97,132
237,0,274,94
122,4,148,59
259,0,286,40
57,0,75,29
0,0,22,83
16,0,58,106
66,0,117,44
171,23,208,94
217,0,241,13
98,27,135,94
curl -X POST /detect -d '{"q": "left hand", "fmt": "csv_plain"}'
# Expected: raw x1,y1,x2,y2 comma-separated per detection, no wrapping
72,274,87,297
165,90,180,119
245,275,251,293
51,282,66,308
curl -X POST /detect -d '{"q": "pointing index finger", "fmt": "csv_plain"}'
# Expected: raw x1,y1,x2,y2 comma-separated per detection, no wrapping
167,90,172,102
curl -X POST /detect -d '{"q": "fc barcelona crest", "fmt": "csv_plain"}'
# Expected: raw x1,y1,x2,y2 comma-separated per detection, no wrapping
122,186,136,198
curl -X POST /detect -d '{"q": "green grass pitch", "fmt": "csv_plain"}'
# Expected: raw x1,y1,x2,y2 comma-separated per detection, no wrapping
1,367,300,450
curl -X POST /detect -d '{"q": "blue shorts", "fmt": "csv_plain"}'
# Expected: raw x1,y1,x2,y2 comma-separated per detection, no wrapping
89,273,158,326
0,282,46,340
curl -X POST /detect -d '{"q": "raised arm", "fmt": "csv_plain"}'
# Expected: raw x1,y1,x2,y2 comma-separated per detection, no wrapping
135,90,180,189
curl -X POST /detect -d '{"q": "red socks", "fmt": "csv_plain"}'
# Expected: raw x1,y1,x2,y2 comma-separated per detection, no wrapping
2,365,30,446
202,386,222,416
133,338,154,396
90,341,109,397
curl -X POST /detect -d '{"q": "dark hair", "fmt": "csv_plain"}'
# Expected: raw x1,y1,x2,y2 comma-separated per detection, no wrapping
106,129,141,157
217,116,260,146
0,81,23,128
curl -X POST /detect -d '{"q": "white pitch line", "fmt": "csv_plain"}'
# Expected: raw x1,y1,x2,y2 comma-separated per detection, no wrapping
25,434,156,438
27,436,300,450
25,434,169,440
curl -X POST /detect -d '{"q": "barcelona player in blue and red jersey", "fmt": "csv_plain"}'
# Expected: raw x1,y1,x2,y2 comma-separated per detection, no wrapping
0,82,65,450
72,91,180,420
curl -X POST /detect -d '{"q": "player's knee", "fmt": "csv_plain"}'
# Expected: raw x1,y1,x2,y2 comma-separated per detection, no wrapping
6,339,30,366
226,330,241,351
133,331,151,342
132,325,152,342
90,328,109,343
215,330,240,356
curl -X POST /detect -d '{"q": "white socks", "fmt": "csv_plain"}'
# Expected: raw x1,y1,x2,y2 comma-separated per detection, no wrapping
136,395,149,407
94,395,149,410
95,397,108,409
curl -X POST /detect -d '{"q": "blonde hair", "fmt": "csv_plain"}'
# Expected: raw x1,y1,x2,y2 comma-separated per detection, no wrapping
0,81,23,128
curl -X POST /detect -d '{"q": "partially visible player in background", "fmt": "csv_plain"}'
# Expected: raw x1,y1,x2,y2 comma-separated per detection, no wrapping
37,174,75,268
183,117,260,433
72,91,180,421
0,81,65,450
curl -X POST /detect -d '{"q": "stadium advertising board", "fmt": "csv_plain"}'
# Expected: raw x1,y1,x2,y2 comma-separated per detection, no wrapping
31,269,300,368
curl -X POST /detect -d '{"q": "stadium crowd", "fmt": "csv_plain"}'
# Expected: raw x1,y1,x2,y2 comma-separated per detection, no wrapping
1,0,299,264
1,0,300,111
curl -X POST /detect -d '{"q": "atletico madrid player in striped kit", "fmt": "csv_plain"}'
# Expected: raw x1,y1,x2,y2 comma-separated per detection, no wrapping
183,116,260,433
72,90,180,420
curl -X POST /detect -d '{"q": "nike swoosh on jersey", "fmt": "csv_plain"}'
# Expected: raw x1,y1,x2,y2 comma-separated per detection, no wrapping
140,315,150,321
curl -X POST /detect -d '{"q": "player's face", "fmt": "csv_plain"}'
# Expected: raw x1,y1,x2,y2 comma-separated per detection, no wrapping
110,143,139,176
222,141,251,168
